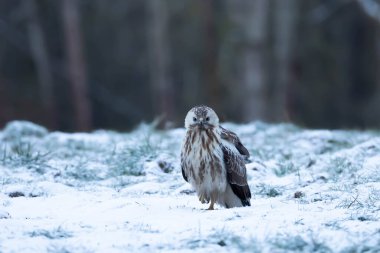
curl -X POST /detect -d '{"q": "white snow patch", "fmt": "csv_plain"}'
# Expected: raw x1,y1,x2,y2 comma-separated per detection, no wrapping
0,121,379,252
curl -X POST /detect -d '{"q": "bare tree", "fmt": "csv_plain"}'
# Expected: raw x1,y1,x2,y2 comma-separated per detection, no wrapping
270,0,298,121
226,0,270,121
24,0,57,128
0,81,12,127
147,0,174,126
357,0,380,124
199,0,221,109
62,0,92,131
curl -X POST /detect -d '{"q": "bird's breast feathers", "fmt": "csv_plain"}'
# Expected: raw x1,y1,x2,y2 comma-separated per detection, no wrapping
181,128,227,192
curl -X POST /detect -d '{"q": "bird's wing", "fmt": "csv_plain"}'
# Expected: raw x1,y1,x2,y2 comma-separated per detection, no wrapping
222,144,251,206
180,135,189,182
220,126,250,158
181,156,188,182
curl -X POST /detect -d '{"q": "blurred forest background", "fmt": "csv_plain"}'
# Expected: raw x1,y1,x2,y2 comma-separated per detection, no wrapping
1,0,380,131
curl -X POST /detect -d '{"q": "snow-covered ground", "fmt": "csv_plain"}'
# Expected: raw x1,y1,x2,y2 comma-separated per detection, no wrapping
0,121,379,253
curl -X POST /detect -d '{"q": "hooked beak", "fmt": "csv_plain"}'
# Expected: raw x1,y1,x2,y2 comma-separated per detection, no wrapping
196,120,209,130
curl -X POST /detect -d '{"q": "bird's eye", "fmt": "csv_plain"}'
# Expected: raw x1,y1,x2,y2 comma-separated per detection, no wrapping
193,117,197,122
206,117,210,121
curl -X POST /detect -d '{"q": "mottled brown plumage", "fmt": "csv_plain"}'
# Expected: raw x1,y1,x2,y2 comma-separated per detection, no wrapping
181,105,251,209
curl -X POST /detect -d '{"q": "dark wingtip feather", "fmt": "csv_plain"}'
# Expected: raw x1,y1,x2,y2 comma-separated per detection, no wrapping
181,166,188,182
241,199,251,207
230,183,251,207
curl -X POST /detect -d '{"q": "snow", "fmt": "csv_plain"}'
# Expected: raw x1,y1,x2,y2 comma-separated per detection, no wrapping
1,120,380,252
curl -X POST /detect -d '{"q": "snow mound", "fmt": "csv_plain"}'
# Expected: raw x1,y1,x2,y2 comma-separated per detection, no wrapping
2,121,48,141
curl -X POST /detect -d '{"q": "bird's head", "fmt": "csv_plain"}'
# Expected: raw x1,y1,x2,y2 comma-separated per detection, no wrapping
184,105,219,130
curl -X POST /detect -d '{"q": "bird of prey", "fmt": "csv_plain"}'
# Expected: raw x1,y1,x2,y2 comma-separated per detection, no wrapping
181,105,251,210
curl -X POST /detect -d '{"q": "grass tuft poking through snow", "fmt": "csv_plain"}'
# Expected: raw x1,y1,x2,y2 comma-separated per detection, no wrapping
0,120,379,253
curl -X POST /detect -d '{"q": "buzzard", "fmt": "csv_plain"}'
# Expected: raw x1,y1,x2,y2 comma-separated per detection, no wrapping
181,105,251,210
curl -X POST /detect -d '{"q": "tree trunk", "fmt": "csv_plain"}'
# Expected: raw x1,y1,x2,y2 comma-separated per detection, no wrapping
24,0,57,129
270,0,298,122
356,0,380,126
62,0,92,131
147,0,174,127
199,0,220,109
226,0,270,121
0,81,12,127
